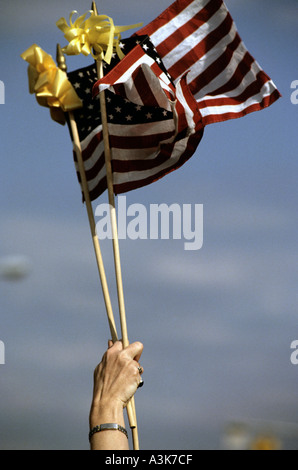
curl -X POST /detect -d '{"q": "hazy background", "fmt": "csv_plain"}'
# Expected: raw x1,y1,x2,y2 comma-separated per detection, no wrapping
0,0,297,450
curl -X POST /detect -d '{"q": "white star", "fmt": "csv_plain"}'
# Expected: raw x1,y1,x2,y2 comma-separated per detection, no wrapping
88,104,94,110
146,112,153,119
143,44,149,51
109,115,114,120
135,105,142,112
115,107,122,113
126,115,133,121
119,42,125,49
163,110,168,116
78,72,84,78
74,82,80,89
85,88,91,94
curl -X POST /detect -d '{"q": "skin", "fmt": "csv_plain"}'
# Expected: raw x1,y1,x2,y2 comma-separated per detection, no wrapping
89,340,144,450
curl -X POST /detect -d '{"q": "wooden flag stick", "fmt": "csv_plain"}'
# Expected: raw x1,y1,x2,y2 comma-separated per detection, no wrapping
56,44,118,344
97,60,130,346
91,2,140,451
58,43,139,449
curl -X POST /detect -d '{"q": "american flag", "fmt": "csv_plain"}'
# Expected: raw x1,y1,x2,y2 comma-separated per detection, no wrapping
67,35,204,200
135,0,281,125
66,0,280,201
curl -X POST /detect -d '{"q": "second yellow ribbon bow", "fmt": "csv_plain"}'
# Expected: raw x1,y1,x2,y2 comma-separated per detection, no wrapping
21,44,83,125
56,10,143,64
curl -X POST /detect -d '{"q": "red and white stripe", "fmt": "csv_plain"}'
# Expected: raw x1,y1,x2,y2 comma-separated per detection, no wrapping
93,45,176,111
74,0,280,200
79,54,203,199
136,0,281,125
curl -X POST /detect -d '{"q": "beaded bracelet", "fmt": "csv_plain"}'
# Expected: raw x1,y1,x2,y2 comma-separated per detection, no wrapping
89,423,128,442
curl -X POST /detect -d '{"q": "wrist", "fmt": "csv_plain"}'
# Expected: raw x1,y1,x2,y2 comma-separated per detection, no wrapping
89,399,124,429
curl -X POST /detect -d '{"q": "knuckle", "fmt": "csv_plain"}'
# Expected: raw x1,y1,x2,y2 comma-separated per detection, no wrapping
105,348,113,360
117,350,130,368
131,363,139,377
93,364,100,378
134,341,144,350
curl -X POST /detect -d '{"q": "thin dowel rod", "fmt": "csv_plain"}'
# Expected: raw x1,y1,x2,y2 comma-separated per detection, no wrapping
56,43,118,343
69,112,118,344
96,57,139,452
72,97,138,449
58,40,138,449
96,60,129,348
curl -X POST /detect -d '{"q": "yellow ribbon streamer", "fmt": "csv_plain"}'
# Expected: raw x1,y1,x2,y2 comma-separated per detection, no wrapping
21,44,83,125
56,10,143,64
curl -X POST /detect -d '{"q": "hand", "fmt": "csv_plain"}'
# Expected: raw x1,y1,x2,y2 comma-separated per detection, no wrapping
90,341,144,415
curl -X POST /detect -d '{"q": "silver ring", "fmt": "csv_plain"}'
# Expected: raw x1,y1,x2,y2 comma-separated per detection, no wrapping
138,366,143,375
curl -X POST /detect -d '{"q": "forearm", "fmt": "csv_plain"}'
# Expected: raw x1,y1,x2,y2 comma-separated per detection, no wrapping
89,400,129,450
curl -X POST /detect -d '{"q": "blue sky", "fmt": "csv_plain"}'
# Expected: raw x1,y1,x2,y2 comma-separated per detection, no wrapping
0,0,297,450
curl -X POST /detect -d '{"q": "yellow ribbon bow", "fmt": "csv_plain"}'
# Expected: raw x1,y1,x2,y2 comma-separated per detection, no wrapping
56,10,143,64
21,44,83,125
